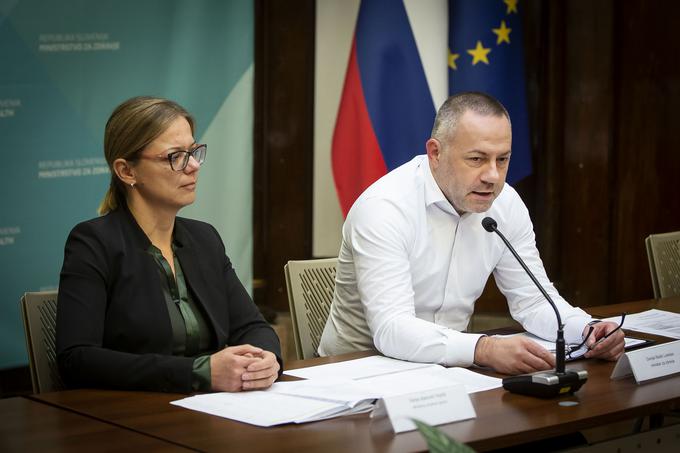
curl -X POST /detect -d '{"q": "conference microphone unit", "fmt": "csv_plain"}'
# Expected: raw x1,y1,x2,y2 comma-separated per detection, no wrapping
481,216,587,398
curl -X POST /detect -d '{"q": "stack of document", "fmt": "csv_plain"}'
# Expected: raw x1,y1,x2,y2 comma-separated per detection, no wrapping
171,356,502,427
171,384,376,426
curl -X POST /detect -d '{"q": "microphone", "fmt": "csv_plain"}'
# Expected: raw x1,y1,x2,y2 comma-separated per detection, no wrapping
482,216,587,398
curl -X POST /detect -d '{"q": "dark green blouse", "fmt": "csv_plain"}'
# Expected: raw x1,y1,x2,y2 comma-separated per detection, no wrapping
148,242,213,391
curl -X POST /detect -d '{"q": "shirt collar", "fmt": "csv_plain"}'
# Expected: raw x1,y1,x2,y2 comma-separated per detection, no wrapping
422,156,461,217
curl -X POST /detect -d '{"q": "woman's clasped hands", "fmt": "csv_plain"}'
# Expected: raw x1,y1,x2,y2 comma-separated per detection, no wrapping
210,344,280,392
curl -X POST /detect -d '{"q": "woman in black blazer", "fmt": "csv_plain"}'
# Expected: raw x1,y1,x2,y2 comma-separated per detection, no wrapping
56,96,282,393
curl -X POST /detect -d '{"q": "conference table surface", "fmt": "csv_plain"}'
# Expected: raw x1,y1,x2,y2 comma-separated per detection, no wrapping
27,297,680,452
0,396,189,452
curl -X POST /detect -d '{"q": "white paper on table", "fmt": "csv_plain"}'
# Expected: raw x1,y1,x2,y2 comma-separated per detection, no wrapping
603,309,680,339
438,367,503,393
269,365,499,415
173,358,502,427
267,379,381,407
283,355,431,380
353,364,501,396
171,390,348,427
302,399,376,422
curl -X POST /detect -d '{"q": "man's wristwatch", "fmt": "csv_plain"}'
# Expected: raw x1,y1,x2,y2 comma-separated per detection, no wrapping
583,319,601,339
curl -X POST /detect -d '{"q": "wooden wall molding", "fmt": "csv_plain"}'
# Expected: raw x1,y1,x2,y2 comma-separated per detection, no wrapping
254,0,315,311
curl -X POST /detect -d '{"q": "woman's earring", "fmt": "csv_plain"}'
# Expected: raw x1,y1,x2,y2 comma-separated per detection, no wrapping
130,182,135,189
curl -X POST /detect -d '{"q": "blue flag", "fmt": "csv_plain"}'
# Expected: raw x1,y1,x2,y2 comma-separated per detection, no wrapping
448,0,532,183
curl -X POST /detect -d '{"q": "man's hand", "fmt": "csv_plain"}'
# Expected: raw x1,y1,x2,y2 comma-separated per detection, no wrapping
583,321,625,361
474,336,555,375
241,350,280,390
210,344,265,392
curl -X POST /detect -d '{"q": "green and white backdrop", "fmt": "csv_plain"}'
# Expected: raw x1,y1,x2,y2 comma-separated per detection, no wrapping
0,0,255,370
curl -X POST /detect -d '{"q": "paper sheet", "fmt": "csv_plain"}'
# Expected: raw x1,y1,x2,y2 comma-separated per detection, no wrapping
603,309,680,339
353,365,501,396
173,357,502,427
171,390,347,427
268,379,381,406
283,355,431,380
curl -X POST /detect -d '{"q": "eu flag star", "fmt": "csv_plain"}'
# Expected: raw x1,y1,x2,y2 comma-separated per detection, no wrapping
467,41,491,65
492,20,512,45
504,0,518,14
448,49,460,70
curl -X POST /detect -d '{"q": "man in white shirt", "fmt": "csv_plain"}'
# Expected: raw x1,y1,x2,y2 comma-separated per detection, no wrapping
319,92,624,374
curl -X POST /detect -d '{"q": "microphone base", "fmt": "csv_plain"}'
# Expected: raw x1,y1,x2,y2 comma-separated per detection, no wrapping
502,369,588,398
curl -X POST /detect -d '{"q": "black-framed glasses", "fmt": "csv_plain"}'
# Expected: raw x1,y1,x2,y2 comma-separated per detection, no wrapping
137,144,207,171
564,313,626,359
165,144,207,171
567,327,594,358
587,313,626,351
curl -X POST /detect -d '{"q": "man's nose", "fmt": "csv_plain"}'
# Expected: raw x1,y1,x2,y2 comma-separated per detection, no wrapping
481,161,500,184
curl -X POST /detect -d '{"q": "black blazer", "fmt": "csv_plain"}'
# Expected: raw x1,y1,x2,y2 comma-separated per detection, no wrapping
56,205,281,392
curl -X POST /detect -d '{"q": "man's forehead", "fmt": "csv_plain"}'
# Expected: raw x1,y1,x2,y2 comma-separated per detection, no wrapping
450,112,511,140
464,148,512,155
458,109,510,126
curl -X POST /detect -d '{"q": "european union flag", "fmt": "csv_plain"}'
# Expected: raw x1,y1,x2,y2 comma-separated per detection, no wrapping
448,0,532,183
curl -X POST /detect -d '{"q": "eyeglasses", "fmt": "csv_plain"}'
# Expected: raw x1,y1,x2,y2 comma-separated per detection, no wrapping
137,144,207,171
165,144,207,171
565,313,626,359
587,312,626,351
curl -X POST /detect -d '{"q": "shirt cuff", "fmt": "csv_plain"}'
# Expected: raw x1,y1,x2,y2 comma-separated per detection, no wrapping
563,316,594,344
192,355,212,392
443,332,487,367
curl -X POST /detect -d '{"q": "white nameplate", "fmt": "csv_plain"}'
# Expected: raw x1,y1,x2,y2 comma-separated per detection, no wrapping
375,384,475,433
611,340,680,383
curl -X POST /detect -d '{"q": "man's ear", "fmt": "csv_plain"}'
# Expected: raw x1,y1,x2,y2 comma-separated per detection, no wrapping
426,138,441,167
112,158,136,187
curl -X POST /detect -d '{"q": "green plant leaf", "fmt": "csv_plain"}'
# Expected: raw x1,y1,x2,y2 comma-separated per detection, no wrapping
413,419,476,453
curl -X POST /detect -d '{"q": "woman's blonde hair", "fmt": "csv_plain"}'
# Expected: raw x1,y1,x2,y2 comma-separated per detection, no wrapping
98,96,195,215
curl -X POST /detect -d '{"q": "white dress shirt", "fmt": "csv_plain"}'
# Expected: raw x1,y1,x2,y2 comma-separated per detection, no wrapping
319,155,591,366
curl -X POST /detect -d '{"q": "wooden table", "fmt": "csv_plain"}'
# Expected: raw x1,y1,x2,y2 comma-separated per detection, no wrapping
25,298,680,452
0,396,189,452
589,296,680,318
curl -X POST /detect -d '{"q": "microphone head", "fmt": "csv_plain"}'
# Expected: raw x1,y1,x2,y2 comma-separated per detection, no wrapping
482,217,497,232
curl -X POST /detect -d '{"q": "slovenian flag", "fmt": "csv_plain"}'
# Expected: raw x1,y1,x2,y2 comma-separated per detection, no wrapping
332,0,436,217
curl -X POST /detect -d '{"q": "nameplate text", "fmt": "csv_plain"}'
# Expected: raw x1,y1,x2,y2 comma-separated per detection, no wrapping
611,340,680,383
376,384,475,433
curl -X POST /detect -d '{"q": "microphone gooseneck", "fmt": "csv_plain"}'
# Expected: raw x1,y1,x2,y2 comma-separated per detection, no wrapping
481,216,565,374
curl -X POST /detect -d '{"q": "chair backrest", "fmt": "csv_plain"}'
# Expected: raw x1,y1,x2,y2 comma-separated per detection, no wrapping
646,231,680,299
284,258,337,360
20,290,64,393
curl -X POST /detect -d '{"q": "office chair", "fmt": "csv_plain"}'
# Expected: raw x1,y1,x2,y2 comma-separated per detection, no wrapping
643,231,680,430
645,231,680,299
20,290,64,393
284,258,337,360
